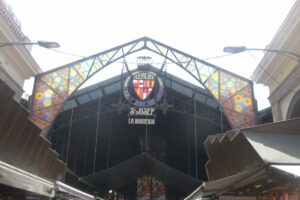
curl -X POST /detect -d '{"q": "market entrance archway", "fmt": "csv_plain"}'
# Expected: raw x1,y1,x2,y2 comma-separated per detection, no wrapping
30,37,256,135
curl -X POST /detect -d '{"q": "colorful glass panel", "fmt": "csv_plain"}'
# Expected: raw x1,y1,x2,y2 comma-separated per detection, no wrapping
34,104,63,125
30,115,49,130
68,66,84,95
221,84,255,128
32,80,65,111
219,71,248,104
196,61,216,83
41,67,69,98
204,71,219,100
74,60,93,79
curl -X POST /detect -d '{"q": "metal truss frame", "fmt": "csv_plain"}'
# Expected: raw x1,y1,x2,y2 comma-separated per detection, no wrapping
30,37,257,135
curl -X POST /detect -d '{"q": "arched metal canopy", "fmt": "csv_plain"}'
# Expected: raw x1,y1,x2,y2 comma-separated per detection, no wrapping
30,37,257,135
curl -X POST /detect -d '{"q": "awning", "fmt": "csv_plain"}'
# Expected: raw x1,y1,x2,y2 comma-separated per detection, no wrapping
189,118,300,199
0,160,94,199
204,118,300,181
80,153,202,195
195,164,300,198
203,167,267,196
244,131,300,163
271,164,300,177
0,160,55,197
55,181,94,200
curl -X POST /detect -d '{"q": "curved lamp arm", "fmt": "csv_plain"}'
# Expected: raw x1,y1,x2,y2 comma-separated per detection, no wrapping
223,46,300,61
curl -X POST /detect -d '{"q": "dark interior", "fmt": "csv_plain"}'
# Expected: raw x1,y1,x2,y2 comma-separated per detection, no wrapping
48,67,230,199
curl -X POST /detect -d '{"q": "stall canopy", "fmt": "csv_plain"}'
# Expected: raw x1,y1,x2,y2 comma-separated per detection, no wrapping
186,118,300,199
0,160,94,199
80,153,202,195
204,118,300,181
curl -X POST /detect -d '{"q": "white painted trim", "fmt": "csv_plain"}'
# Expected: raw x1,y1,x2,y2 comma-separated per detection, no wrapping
268,64,300,104
55,181,95,200
0,160,96,199
184,183,205,200
251,0,300,85
0,160,55,197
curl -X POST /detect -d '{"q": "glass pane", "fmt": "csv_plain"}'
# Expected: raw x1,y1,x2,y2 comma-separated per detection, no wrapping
204,71,219,100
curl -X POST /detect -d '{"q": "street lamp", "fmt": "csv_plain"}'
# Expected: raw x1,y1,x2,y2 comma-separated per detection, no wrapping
223,46,300,61
0,40,60,48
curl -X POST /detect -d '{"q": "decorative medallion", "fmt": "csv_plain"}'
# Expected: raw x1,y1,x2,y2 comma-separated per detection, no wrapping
123,70,164,125
123,71,164,107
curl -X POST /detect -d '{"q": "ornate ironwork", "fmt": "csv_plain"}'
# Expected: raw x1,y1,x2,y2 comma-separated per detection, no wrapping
30,37,257,135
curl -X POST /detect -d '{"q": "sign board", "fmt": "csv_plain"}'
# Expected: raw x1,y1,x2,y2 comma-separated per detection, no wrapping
123,71,164,125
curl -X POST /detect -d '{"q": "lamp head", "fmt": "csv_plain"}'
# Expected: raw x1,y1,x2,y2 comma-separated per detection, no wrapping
223,46,247,53
37,40,60,48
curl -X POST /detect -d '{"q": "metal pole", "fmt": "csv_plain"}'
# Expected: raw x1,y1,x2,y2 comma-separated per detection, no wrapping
106,115,113,169
93,95,101,173
187,120,190,175
193,93,198,179
66,107,74,165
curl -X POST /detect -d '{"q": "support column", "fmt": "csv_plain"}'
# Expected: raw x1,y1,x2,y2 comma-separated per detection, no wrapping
271,102,283,122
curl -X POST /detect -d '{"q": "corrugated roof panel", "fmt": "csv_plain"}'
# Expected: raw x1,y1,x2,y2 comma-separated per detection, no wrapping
164,79,171,88
77,95,90,104
62,99,77,110
206,98,219,109
104,83,121,95
244,131,300,164
271,165,300,177
172,82,193,97
194,93,206,103
89,90,103,100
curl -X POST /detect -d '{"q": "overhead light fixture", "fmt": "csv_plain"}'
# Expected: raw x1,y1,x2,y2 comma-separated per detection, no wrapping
223,46,300,61
0,40,60,49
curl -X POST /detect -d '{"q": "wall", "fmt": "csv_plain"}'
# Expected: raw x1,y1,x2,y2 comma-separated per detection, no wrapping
0,0,41,101
251,0,300,121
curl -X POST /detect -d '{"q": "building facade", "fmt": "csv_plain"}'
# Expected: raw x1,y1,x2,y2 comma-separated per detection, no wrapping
0,0,41,101
0,1,92,199
251,0,300,121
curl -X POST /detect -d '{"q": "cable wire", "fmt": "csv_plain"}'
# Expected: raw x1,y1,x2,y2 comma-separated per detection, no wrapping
48,47,235,64
50,48,86,58
202,53,235,61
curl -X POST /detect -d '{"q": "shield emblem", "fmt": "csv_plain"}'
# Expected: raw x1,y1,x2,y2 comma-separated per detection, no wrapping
133,79,155,100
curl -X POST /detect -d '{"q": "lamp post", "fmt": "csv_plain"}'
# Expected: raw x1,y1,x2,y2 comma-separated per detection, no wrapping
0,40,60,48
223,46,300,61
